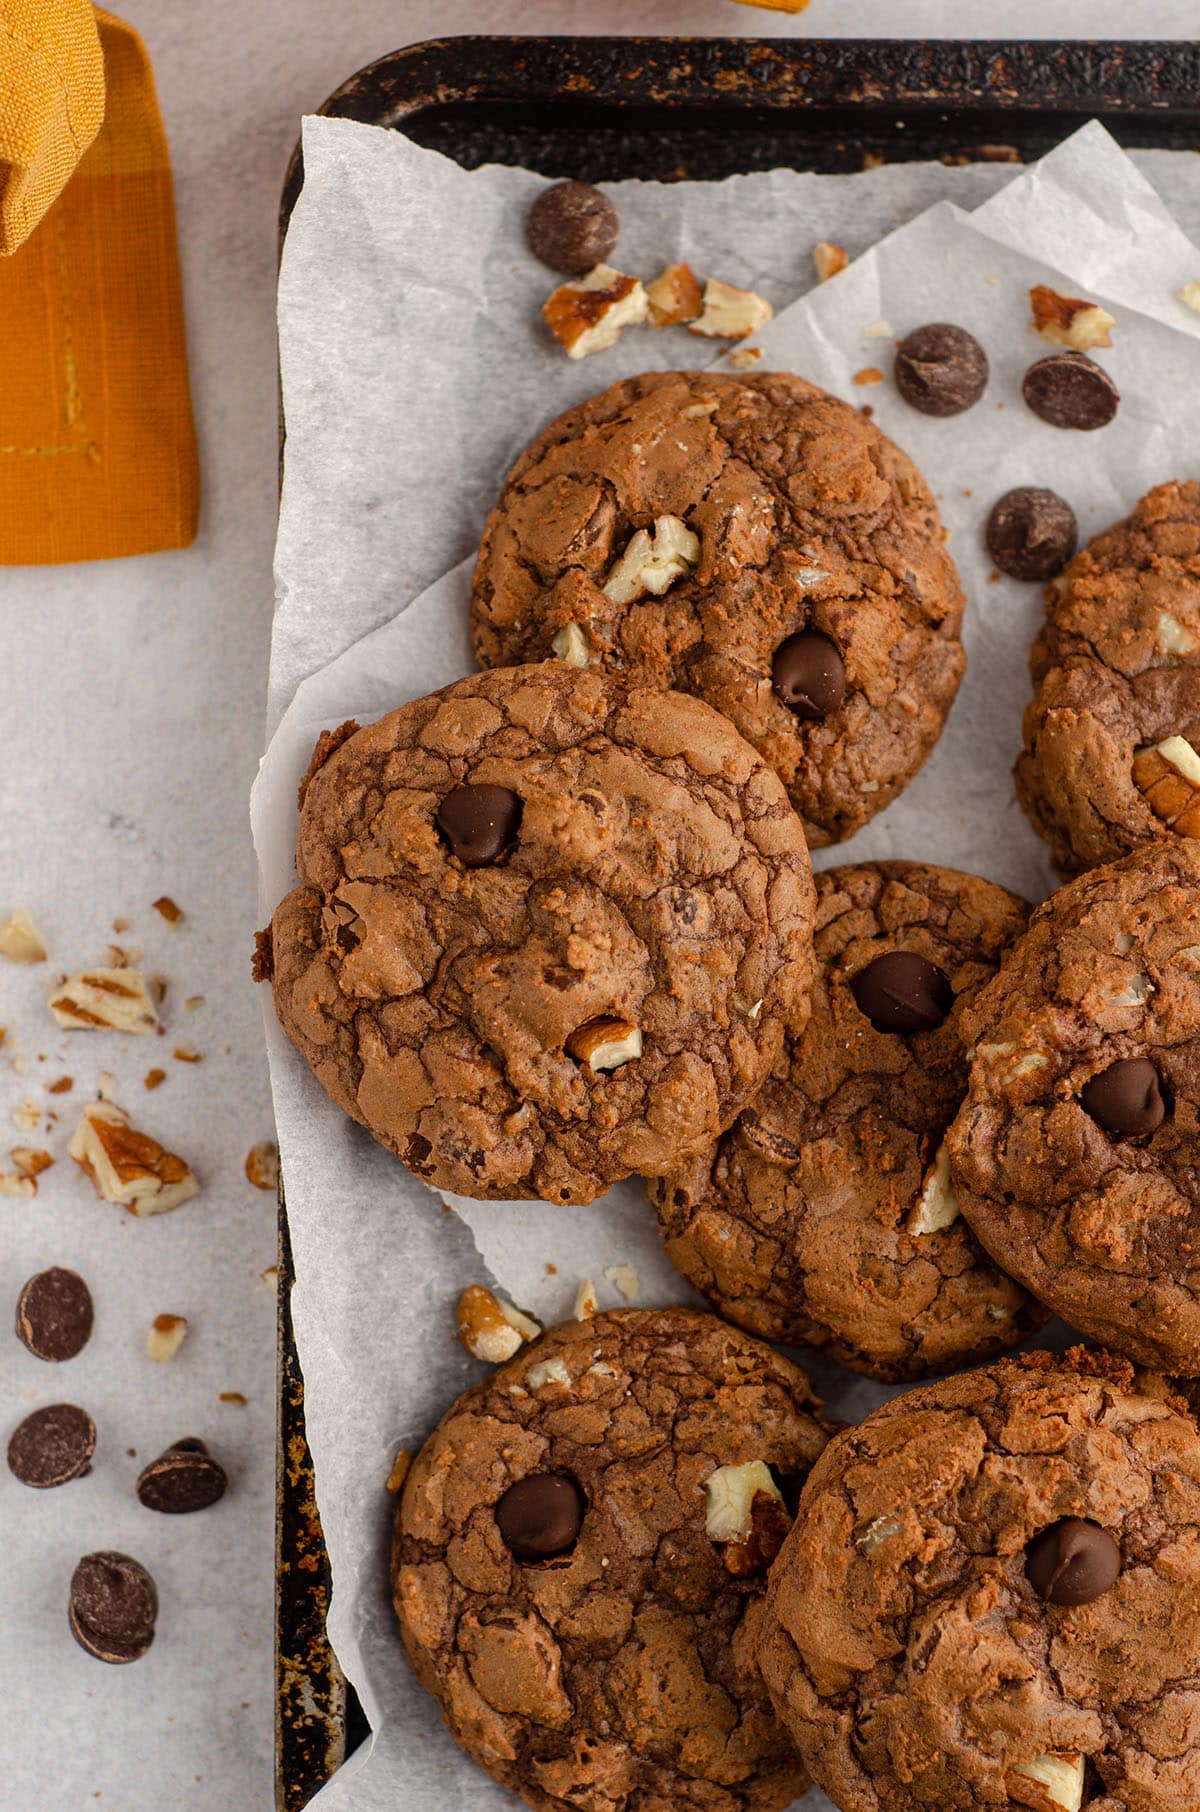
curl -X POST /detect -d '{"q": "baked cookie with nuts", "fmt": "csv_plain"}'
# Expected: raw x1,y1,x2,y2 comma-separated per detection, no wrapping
757,1347,1200,1812
393,1306,832,1811
947,840,1200,1374
265,664,816,1206
650,861,1048,1382
1016,480,1200,875
470,370,966,847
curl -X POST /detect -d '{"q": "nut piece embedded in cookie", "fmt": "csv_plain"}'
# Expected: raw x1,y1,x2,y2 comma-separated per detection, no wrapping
564,1016,643,1072
1030,284,1115,351
1007,1753,1086,1812
456,1285,541,1364
49,968,159,1034
646,262,702,327
68,1100,199,1216
602,515,700,605
543,264,649,359
687,278,773,340
905,1141,961,1234
550,621,590,667
1133,736,1200,837
704,1459,791,1575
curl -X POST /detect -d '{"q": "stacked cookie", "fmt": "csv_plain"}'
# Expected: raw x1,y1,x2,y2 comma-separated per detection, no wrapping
262,376,1200,1810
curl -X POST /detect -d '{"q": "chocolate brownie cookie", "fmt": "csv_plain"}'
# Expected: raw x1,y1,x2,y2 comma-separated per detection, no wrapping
1016,481,1200,875
393,1307,832,1810
267,665,816,1206
757,1349,1200,1812
470,371,966,847
947,841,1200,1374
650,862,1047,1382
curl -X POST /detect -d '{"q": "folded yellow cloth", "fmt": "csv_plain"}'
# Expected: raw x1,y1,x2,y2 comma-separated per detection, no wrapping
0,0,105,253
0,5,199,563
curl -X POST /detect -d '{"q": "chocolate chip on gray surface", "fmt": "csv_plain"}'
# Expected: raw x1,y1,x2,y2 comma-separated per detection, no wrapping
494,1471,585,1561
526,181,619,276
69,1551,158,1664
7,1403,95,1488
1025,1516,1122,1605
1081,1056,1166,1137
771,630,846,720
1022,350,1120,429
16,1267,94,1362
850,950,954,1034
434,783,522,866
985,486,1078,580
893,323,988,416
136,1438,228,1514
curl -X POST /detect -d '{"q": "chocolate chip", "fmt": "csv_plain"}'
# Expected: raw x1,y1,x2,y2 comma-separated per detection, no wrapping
495,1472,585,1561
1022,351,1119,430
7,1403,95,1488
771,630,846,720
894,323,988,417
850,951,954,1034
16,1266,94,1362
68,1551,158,1664
436,784,522,866
136,1439,228,1514
986,487,1078,581
1081,1056,1166,1137
1025,1518,1121,1606
526,181,619,276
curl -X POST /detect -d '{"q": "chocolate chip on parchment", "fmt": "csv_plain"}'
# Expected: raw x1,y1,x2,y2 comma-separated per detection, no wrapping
436,784,523,866
1081,1056,1166,1137
771,630,846,720
894,323,988,417
68,1551,158,1664
985,487,1078,580
16,1267,94,1362
1025,1517,1121,1605
7,1403,96,1488
1022,351,1120,430
850,951,954,1034
526,181,619,276
136,1438,227,1514
495,1472,585,1561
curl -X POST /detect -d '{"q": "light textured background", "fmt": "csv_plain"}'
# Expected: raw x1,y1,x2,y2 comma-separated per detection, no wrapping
0,3,1195,1808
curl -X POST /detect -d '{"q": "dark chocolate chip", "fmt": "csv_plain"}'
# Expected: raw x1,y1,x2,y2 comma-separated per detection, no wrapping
850,951,954,1034
495,1471,585,1561
1025,1518,1121,1606
137,1440,228,1514
1081,1057,1166,1137
436,784,522,866
771,630,846,720
69,1551,157,1664
894,323,988,417
7,1403,95,1488
526,181,619,276
1022,352,1119,430
16,1266,94,1362
986,487,1078,581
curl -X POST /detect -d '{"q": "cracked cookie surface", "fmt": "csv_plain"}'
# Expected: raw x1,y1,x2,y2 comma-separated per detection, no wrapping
947,841,1200,1373
1016,481,1200,875
757,1350,1200,1812
267,664,816,1205
469,371,966,847
392,1307,832,1811
649,862,1046,1382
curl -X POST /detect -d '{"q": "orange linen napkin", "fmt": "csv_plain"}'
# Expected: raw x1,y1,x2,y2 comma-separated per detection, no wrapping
0,0,105,252
0,5,199,564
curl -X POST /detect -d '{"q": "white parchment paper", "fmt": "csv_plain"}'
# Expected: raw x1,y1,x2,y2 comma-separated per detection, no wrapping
256,119,1200,1809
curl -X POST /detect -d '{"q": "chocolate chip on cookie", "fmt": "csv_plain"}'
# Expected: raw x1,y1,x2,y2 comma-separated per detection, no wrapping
986,486,1077,580
470,371,965,847
526,181,619,276
267,665,816,1205
758,1355,1200,1811
650,864,1047,1382
69,1551,158,1665
16,1267,93,1362
893,322,988,416
1022,349,1120,429
394,1308,831,1809
7,1403,95,1488
947,840,1200,1373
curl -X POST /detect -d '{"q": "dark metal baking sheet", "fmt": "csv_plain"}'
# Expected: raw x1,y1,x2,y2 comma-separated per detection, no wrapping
275,35,1200,1810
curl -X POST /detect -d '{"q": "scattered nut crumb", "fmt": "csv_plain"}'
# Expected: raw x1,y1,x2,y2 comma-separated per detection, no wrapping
812,240,847,283
46,1075,73,1094
49,968,159,1034
853,366,884,386
687,277,773,341
260,1265,279,1292
245,1141,280,1192
0,908,48,964
861,319,894,339
184,995,204,1011
112,917,131,934
574,1278,599,1320
645,261,703,327
219,1392,247,1406
11,1147,53,1178
0,1172,37,1197
69,1099,199,1216
172,1044,202,1064
386,1447,412,1495
604,1264,639,1302
147,1313,189,1363
1179,281,1200,315
727,346,762,369
144,1068,167,1090
104,944,143,968
543,264,649,359
150,975,168,1006
11,1052,27,1075
97,1071,116,1101
152,896,184,925
456,1284,541,1364
13,1098,41,1133
1030,284,1114,351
